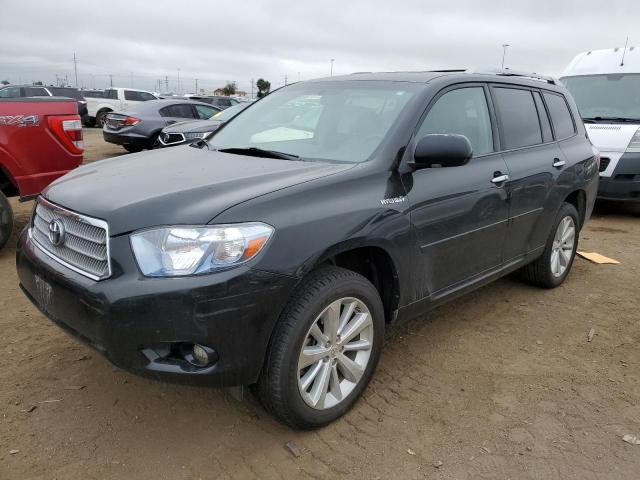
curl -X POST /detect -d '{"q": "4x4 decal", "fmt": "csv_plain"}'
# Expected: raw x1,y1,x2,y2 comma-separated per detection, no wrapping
0,115,40,127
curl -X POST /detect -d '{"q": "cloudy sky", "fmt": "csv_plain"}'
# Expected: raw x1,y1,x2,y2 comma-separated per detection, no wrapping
0,0,636,94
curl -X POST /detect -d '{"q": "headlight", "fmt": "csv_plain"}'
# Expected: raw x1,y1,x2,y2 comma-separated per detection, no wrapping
130,223,274,277
184,131,212,140
627,127,640,152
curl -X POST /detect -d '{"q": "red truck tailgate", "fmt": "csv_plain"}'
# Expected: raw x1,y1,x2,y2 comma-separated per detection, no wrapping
0,97,83,197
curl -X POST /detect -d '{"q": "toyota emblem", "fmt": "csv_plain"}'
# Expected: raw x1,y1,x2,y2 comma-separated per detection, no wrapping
48,219,65,246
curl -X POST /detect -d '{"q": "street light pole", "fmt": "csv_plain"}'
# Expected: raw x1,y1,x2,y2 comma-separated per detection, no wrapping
501,44,510,70
177,68,181,94
330,59,335,76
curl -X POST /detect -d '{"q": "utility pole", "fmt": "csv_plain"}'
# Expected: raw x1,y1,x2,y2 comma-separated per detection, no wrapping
73,52,78,87
251,79,254,99
501,44,510,70
165,76,169,92
177,68,181,94
195,78,198,94
330,58,335,76
284,75,288,86
109,74,113,88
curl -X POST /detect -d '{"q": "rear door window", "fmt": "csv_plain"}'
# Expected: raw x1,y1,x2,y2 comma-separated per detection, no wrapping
124,90,156,101
105,89,118,100
24,87,50,97
493,87,543,149
160,104,197,118
417,86,494,156
543,92,576,140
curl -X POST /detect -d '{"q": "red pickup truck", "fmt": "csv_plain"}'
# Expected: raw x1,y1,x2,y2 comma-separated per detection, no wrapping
0,98,83,249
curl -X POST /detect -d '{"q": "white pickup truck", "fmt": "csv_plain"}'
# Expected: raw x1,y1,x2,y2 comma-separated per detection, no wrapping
84,87,158,127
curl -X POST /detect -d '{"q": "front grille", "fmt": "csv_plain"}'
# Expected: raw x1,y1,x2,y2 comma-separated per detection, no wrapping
30,198,110,280
599,157,610,172
161,132,185,145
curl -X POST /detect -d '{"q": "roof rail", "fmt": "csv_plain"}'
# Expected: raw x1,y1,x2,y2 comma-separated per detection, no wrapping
465,67,556,85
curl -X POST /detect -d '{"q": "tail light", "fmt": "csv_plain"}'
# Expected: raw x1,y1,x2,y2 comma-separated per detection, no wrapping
48,115,84,154
105,114,141,129
122,116,141,126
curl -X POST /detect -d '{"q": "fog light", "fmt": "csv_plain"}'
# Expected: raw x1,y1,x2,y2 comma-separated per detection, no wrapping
192,344,209,365
180,343,218,367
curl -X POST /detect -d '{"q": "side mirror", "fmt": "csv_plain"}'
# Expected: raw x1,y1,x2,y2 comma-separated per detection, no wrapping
412,134,473,169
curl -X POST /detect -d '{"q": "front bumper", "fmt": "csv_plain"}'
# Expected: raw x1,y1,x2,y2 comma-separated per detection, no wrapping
16,229,298,386
598,152,640,203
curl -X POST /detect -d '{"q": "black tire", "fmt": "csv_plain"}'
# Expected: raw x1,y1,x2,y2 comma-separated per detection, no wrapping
0,191,14,250
123,145,142,153
96,110,110,128
257,266,385,429
148,132,161,150
521,202,580,288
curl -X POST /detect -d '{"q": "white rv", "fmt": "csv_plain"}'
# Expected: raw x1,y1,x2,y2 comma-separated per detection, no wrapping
561,47,640,203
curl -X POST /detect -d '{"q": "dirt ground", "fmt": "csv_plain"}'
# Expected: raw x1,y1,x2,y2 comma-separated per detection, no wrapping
1,129,639,479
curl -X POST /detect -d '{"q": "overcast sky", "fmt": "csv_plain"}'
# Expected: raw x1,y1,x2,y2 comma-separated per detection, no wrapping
0,0,636,94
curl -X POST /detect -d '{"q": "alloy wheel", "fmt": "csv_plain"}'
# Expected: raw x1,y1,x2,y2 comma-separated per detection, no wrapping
297,297,374,410
551,216,576,277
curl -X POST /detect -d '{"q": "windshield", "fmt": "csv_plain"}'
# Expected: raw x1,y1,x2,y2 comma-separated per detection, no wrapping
211,102,249,121
207,81,417,163
561,74,640,120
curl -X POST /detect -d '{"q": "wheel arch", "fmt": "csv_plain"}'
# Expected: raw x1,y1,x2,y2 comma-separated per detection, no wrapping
307,242,401,324
0,164,19,197
564,189,587,228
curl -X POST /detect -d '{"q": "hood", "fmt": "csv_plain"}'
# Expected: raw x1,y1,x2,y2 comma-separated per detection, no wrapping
43,146,354,235
163,119,223,134
585,123,639,153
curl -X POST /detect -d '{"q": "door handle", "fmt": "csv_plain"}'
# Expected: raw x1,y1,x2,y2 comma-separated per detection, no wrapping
553,158,566,168
491,174,509,184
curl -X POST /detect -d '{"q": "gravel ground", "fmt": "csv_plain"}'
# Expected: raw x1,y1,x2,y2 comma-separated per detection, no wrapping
1,128,639,479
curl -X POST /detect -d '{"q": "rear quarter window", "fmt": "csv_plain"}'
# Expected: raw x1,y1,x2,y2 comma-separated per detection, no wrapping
543,92,576,140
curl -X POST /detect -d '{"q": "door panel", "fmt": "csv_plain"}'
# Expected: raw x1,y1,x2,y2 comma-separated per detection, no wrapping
409,155,510,293
501,144,562,260
407,85,508,295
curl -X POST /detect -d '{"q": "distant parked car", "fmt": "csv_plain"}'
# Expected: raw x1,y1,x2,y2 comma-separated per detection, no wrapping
158,102,248,147
103,99,220,152
561,47,640,204
86,87,159,127
0,85,88,123
185,95,239,109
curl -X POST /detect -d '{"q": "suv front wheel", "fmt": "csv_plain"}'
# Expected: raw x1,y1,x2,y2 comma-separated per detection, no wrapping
257,266,384,429
521,202,579,288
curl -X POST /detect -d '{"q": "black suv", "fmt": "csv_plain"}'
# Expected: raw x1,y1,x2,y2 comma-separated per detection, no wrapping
16,70,598,429
0,85,88,123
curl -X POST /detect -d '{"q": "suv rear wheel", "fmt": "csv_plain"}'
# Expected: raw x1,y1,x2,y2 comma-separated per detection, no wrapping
96,110,110,128
257,266,384,429
521,202,579,288
0,191,14,250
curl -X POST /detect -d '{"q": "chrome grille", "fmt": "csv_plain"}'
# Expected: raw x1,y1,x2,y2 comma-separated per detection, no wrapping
30,198,110,280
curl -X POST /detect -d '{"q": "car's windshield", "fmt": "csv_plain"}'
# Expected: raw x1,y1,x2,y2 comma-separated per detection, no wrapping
211,102,249,121
561,74,640,120
207,81,418,163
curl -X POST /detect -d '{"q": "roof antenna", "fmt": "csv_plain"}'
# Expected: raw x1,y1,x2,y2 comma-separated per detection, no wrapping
621,36,629,67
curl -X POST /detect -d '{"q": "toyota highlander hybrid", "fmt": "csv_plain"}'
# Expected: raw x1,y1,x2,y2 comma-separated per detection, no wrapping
17,70,598,428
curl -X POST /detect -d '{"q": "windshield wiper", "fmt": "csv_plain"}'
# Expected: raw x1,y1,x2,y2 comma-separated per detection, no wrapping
583,116,640,123
217,147,300,160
